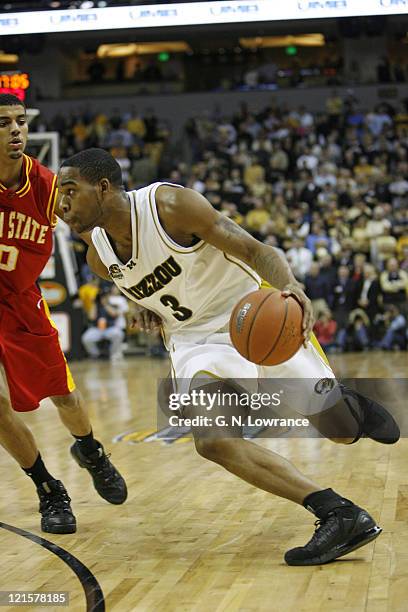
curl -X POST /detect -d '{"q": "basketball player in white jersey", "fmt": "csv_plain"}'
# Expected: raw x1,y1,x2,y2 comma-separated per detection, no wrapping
57,148,399,566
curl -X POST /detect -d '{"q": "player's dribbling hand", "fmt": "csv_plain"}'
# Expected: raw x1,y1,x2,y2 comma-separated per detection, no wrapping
281,283,315,347
131,306,162,333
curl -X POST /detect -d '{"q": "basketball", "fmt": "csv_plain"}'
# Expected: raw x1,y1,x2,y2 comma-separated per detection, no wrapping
229,288,304,366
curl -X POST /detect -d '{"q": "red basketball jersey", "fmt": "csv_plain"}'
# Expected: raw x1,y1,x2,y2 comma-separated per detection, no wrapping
0,154,58,299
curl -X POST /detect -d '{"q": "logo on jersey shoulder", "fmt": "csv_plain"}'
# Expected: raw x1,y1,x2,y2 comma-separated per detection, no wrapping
108,264,124,280
127,260,136,270
126,255,182,300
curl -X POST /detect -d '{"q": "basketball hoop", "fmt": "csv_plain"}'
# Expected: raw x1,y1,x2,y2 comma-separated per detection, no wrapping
26,108,40,126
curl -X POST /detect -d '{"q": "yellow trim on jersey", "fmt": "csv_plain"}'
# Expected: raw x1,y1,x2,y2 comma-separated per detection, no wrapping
0,155,32,196
261,279,275,289
191,370,226,382
310,333,331,367
15,155,32,198
42,297,76,392
223,253,261,286
46,176,58,227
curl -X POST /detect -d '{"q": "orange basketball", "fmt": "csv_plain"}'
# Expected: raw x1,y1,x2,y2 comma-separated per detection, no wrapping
229,288,304,366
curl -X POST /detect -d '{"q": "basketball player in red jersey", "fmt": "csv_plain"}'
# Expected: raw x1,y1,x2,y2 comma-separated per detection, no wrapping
0,94,127,534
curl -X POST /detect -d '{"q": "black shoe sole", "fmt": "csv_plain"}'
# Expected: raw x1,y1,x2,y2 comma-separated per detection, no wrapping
285,525,382,566
41,521,77,535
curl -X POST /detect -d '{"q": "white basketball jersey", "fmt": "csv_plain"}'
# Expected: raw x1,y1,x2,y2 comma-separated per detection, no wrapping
91,182,260,344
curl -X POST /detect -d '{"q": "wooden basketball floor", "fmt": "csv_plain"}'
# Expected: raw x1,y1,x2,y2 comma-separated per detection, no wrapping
0,352,407,612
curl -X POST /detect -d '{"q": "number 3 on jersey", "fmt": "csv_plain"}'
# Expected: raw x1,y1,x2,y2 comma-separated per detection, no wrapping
0,244,19,271
160,294,192,321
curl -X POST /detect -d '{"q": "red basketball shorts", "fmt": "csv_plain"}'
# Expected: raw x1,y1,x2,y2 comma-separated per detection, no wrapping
0,285,76,412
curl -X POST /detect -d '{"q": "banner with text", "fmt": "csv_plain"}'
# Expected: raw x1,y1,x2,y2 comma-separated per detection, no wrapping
1,1,407,36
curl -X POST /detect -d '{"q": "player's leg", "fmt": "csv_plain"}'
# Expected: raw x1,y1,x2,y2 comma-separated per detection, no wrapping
32,292,127,505
186,382,319,503
0,363,76,534
171,334,382,566
51,388,127,505
0,363,39,467
185,379,381,566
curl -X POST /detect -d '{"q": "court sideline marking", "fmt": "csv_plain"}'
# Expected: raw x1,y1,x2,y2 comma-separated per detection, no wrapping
0,522,105,611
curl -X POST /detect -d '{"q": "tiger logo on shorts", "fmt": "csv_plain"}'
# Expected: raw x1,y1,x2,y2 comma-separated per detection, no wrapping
314,378,336,395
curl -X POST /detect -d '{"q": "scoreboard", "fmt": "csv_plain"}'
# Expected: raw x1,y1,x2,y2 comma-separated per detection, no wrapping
0,71,30,101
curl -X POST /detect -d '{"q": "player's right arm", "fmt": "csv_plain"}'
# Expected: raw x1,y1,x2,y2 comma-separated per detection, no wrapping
158,186,314,343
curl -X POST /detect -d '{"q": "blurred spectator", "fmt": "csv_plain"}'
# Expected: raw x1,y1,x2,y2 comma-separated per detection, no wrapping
380,257,408,307
313,310,337,352
376,305,407,350
358,263,382,323
304,262,330,317
374,226,398,267
269,144,289,177
108,286,129,335
337,309,371,352
366,105,392,136
127,110,146,140
366,206,392,263
245,198,270,233
305,223,331,255
351,215,370,253
296,147,319,172
319,254,338,301
243,155,265,189
82,286,127,360
286,237,313,282
332,265,360,330
79,276,100,321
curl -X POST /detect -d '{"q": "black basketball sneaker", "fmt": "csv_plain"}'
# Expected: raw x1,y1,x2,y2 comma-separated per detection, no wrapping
70,441,127,505
37,479,77,534
341,385,400,444
285,499,381,566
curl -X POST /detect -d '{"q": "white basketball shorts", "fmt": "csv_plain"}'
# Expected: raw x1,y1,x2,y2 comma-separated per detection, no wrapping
169,331,340,417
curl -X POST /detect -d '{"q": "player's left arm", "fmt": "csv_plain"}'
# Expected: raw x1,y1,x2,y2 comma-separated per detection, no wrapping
171,188,314,342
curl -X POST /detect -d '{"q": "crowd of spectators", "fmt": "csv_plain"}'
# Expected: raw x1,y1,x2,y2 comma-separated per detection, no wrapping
180,94,408,352
37,91,408,355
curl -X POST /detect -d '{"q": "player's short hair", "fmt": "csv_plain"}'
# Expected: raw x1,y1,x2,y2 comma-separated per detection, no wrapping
0,94,26,109
61,148,123,188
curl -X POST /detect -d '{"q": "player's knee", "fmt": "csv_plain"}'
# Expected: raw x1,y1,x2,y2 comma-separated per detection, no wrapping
51,389,82,411
194,438,237,464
